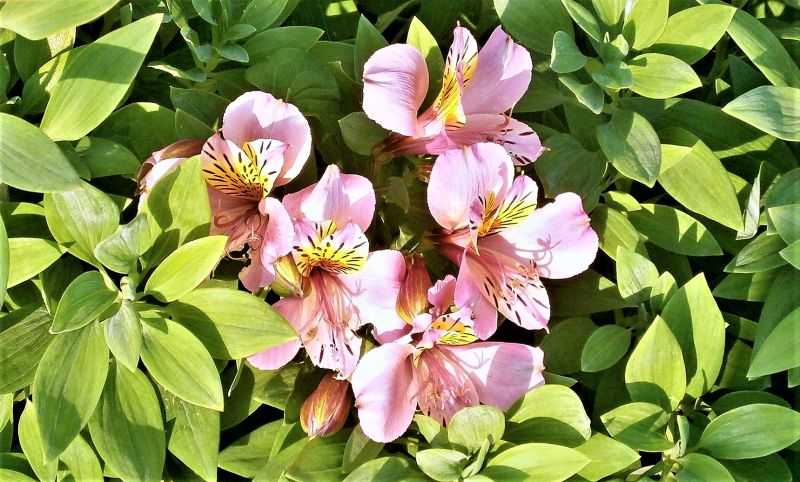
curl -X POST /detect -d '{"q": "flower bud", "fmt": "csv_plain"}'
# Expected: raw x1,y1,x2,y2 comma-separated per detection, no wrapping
300,373,352,439
271,255,307,297
396,254,433,323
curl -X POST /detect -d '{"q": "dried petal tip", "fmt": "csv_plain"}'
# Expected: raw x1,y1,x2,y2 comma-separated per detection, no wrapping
300,373,352,439
396,254,432,323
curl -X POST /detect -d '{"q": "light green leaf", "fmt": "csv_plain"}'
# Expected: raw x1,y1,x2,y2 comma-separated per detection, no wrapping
44,181,120,265
483,443,589,481
727,10,800,88
104,300,142,372
627,204,722,256
94,102,178,160
561,0,601,42
535,134,606,198
591,205,646,260
0,0,118,40
59,433,103,482
558,77,604,114
141,317,224,410
0,217,6,307
168,398,219,482
622,0,668,50
0,306,53,394
697,404,800,459
18,401,57,482
591,60,633,89
581,325,631,373
448,406,505,452
597,109,661,186
41,15,163,141
650,5,736,65
616,247,658,302
725,233,787,273
550,31,587,74
591,0,626,27
780,240,800,269
574,433,640,482
0,114,80,193
494,0,573,54
219,420,282,477
416,449,467,481
89,363,165,482
94,213,153,274
768,204,800,244
661,274,726,398
355,15,387,80
713,271,775,302
144,236,227,302
601,402,673,452
625,316,686,410
628,53,702,99
343,456,427,482
284,428,350,482
7,238,65,288
51,271,117,333
239,0,287,31
748,306,800,377
722,86,800,141
676,453,734,482
167,287,297,359
506,385,591,446
33,322,108,459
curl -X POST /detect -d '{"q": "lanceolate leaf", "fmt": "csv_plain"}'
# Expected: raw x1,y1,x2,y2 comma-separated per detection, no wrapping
51,271,118,333
727,10,800,89
596,109,661,187
697,404,800,459
0,0,119,40
722,86,800,141
0,306,54,394
625,316,686,410
143,235,227,302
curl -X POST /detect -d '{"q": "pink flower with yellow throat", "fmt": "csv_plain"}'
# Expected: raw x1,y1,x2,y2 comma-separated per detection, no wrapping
247,165,407,378
362,25,544,164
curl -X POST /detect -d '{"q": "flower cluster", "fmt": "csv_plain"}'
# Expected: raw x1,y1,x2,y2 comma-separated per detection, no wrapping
141,25,598,443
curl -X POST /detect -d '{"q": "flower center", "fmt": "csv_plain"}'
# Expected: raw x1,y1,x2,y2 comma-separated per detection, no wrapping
292,220,368,277
201,137,286,201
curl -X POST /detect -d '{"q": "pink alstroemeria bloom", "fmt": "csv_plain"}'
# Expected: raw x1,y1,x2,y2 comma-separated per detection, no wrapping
352,275,545,443
427,142,599,339
248,165,406,378
363,25,544,165
138,91,312,291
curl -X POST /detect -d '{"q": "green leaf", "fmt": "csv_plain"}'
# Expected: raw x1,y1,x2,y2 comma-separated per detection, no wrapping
104,300,142,372
591,0,626,27
44,181,120,265
448,406,505,452
561,0,602,42
0,306,53,394
284,428,351,481
601,402,673,451
344,456,427,482
59,433,103,482
622,0,668,50
40,15,163,141
574,433,640,482
74,137,141,178
535,134,606,198
721,455,791,482
748,306,800,377
354,15,387,80
216,43,250,63
597,109,661,186
581,325,631,373
628,53,701,99
725,233,787,273
18,401,57,482
51,271,117,333
625,316,686,410
342,424,384,474
697,404,800,459
627,204,722,256
0,217,6,307
722,86,800,141
550,271,635,316
239,0,287,31
657,139,742,231
591,205,646,260
540,318,598,374
88,363,165,482
650,5,736,65
616,247,658,302
0,0,118,40
0,113,81,193
144,236,227,302
494,0,573,54
506,385,591,446
94,102,179,160
140,317,224,410
219,420,282,477
95,213,153,274
166,287,297,359
780,240,800,269
406,17,443,106
713,271,775,302
168,398,219,481
32,322,108,459
550,31,586,74
416,449,467,481
591,60,633,90
170,88,227,127
558,77,604,114
244,26,323,64
676,453,734,482
339,112,389,156
768,204,800,244
483,443,589,481
727,10,800,88
7,238,65,288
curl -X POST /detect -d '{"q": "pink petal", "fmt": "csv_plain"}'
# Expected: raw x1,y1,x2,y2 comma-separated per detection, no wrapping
352,343,418,443
441,342,544,410
427,275,457,315
363,44,429,137
220,91,311,185
340,250,408,344
492,192,599,279
454,250,500,339
416,348,479,425
461,27,533,115
247,297,302,370
239,198,294,291
446,114,544,165
291,220,369,277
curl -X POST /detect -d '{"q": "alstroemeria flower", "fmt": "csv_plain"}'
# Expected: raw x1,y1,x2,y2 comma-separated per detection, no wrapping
138,91,312,291
428,143,598,339
363,25,544,164
352,275,545,443
248,165,406,378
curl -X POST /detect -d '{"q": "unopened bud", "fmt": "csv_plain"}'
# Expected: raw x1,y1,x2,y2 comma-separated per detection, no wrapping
300,373,352,439
271,255,306,297
396,254,433,323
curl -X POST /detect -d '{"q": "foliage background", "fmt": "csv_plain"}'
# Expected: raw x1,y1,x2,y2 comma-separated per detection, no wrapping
0,0,799,481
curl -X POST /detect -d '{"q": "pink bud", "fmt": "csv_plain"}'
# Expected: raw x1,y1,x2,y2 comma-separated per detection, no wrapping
396,254,432,323
300,373,352,439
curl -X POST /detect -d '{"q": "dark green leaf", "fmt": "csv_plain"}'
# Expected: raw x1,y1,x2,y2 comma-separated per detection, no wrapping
550,31,586,74
676,453,734,482
354,15,387,80
0,306,53,394
494,0,573,54
581,325,631,373
748,306,800,377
